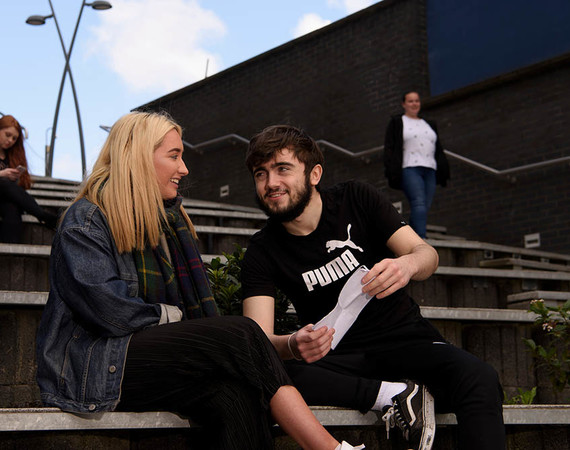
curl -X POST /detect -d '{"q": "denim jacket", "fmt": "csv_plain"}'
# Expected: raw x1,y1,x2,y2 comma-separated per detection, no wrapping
36,198,169,413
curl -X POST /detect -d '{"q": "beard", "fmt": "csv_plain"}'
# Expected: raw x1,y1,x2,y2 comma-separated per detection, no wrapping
255,175,313,223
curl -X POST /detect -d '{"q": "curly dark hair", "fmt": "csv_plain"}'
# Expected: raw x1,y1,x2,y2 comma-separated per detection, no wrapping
246,124,324,176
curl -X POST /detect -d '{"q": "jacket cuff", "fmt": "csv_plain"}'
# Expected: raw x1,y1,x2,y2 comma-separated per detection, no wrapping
158,304,183,325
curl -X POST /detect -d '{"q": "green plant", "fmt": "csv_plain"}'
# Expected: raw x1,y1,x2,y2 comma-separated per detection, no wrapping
206,245,299,334
503,386,537,405
523,299,570,393
207,246,245,317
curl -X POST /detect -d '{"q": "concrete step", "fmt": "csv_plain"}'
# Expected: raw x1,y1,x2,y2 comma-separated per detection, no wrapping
4,243,569,281
410,267,570,312
0,290,47,305
480,257,570,272
419,306,536,322
426,231,466,240
0,244,50,257
29,175,263,211
507,290,570,309
0,406,568,450
0,405,568,431
19,212,262,235
425,224,465,241
27,189,77,200
0,291,540,323
0,245,50,291
30,175,80,185
436,265,570,280
4,241,570,309
431,239,570,264
18,175,267,252
0,244,220,289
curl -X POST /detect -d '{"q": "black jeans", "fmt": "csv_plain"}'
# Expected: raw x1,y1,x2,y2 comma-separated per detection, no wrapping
0,179,57,243
118,316,291,450
286,334,506,450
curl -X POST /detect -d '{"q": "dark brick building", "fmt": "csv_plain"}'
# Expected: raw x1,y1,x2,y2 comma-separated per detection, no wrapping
141,0,570,253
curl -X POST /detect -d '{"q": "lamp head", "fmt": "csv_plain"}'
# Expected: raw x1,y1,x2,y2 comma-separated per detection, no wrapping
25,14,54,26
87,1,112,10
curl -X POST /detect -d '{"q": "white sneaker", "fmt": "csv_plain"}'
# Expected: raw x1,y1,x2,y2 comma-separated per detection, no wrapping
335,441,365,450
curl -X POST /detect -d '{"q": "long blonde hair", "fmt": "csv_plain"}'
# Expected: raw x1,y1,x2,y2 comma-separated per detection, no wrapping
74,111,195,253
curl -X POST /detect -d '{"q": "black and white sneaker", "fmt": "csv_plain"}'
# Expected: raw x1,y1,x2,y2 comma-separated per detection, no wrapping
381,380,435,450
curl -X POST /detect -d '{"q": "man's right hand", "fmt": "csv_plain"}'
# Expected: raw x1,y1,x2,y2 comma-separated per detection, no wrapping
293,324,335,363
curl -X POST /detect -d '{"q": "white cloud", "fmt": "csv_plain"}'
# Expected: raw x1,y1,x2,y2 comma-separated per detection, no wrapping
86,0,226,93
293,13,332,38
327,0,375,14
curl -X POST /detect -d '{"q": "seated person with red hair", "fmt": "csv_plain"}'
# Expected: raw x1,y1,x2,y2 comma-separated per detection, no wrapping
0,114,57,242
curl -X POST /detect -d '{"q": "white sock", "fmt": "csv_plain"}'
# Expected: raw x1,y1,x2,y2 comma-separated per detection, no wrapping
372,381,407,411
335,441,366,450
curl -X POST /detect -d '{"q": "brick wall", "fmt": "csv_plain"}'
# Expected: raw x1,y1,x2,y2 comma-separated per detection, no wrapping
142,0,570,253
422,59,570,252
145,0,426,197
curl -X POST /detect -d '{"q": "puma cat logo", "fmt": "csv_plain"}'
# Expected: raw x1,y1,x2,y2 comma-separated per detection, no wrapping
326,224,363,253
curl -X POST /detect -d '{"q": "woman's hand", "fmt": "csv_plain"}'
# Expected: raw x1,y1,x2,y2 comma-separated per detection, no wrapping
0,168,20,181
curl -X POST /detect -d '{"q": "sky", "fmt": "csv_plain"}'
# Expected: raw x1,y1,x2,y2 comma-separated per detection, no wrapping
2,0,376,181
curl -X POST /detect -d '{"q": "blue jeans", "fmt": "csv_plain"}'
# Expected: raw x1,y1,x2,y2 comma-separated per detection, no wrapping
401,166,436,238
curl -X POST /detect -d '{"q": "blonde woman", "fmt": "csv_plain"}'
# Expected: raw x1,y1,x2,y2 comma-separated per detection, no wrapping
35,111,363,450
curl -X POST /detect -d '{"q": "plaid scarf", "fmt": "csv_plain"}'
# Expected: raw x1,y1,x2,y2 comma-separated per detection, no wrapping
133,196,219,319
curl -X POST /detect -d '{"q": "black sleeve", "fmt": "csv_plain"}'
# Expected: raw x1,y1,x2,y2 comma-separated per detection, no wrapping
350,181,407,244
240,235,277,300
383,116,403,189
383,116,397,167
426,119,450,187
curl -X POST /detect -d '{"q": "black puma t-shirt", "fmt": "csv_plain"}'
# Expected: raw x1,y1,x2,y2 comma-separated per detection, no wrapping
241,181,432,350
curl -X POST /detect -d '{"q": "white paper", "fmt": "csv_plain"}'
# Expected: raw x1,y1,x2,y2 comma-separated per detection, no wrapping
313,266,373,349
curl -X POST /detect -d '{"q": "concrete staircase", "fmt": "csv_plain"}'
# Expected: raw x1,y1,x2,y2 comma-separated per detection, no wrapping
1,177,569,449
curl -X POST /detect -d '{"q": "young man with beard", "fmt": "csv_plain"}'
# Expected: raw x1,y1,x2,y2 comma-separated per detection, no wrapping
240,125,506,450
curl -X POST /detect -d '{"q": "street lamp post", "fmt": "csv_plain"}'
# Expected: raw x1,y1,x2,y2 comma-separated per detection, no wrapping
26,1,112,178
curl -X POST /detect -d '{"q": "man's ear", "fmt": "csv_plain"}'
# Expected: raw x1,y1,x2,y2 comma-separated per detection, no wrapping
310,164,323,186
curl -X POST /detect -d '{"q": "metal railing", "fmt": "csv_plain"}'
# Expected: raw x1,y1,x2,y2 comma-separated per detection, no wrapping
99,127,569,182
443,150,570,181
184,134,249,153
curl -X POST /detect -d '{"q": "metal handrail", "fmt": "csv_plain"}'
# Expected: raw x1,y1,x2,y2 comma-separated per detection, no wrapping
443,150,570,178
316,140,381,157
99,127,569,180
187,134,249,153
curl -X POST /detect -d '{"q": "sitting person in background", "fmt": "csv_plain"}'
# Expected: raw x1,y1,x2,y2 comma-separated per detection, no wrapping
0,114,58,243
35,111,364,450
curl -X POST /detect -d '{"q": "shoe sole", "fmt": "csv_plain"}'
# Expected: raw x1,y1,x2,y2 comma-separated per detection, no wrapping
419,386,436,450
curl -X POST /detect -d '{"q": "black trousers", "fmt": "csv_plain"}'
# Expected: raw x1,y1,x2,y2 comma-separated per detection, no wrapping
0,179,56,243
285,326,506,450
118,316,291,450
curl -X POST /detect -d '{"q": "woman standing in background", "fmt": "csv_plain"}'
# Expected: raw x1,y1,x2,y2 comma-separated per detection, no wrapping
383,92,449,238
